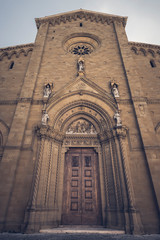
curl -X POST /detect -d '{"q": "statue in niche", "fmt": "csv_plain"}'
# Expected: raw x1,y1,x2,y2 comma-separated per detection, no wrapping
114,111,122,127
42,111,49,125
43,83,53,98
110,81,119,98
78,58,84,72
66,119,96,134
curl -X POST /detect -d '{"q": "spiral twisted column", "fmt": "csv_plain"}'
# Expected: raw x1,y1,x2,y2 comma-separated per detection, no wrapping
116,126,144,234
31,137,45,208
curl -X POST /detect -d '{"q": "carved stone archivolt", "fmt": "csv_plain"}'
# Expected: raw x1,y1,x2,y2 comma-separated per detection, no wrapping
51,100,115,134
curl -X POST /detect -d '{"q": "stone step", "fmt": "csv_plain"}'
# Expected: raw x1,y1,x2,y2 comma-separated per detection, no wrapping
40,226,125,234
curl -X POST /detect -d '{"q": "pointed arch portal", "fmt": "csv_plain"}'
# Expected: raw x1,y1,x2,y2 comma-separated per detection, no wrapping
24,95,143,234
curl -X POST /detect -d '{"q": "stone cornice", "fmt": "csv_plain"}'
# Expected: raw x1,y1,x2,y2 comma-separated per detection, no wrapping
0,98,160,106
0,99,43,105
0,43,34,61
35,9,127,28
0,43,34,52
129,41,160,50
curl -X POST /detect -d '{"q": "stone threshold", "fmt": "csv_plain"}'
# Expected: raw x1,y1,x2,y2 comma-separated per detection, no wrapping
40,225,125,234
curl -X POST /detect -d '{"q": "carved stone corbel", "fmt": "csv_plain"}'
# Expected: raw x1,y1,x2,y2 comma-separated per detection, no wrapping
116,125,128,139
35,125,65,142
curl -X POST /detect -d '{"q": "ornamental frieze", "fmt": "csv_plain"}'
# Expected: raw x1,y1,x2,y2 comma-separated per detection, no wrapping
35,10,127,29
0,47,33,61
64,139,99,146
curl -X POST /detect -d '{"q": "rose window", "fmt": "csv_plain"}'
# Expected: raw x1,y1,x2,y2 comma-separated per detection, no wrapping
72,46,91,55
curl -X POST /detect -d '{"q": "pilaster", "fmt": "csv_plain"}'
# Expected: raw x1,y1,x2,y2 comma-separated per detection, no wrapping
114,21,160,214
0,22,49,231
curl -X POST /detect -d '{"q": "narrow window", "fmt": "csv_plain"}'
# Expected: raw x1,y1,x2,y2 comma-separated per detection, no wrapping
9,61,14,69
80,22,83,27
150,60,156,68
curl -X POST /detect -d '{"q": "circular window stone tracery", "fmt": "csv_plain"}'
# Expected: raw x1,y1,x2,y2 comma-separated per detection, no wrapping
72,45,91,55
70,44,93,55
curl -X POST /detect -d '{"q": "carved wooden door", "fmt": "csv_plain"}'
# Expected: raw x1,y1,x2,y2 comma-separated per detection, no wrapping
62,148,102,225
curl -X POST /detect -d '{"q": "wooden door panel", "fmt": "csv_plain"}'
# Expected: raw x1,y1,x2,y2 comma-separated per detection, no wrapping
62,148,102,225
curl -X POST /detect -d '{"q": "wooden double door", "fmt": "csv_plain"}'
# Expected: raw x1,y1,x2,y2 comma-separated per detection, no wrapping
62,148,102,225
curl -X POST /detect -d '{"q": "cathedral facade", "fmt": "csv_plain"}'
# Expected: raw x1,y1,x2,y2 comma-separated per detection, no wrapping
0,10,160,234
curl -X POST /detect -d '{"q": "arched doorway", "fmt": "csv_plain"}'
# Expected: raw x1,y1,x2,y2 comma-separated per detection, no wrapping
61,118,102,225
24,97,143,234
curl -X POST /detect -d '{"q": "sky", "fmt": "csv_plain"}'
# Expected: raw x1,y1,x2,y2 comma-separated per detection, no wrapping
0,0,160,48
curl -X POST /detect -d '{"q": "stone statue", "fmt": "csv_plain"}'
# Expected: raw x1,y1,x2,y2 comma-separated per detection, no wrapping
114,111,122,127
78,58,84,72
110,81,119,98
42,111,49,125
43,83,52,98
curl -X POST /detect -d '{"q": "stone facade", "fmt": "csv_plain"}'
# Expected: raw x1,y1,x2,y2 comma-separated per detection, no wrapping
0,9,160,234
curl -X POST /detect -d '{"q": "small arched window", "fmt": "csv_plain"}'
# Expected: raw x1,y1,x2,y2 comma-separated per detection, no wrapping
9,61,14,70
80,22,83,27
150,60,156,68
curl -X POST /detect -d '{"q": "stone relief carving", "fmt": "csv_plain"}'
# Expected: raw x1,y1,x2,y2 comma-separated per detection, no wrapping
66,119,97,134
75,82,86,90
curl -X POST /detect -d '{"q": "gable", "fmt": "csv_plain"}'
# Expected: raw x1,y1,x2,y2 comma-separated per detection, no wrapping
35,9,127,29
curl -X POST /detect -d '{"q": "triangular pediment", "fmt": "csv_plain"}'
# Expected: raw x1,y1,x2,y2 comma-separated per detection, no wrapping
66,77,98,94
49,75,112,102
35,9,127,28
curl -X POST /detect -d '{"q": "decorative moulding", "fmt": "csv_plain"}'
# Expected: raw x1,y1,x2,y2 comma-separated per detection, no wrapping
129,41,160,50
35,9,127,29
0,43,34,52
129,42,160,58
0,44,34,61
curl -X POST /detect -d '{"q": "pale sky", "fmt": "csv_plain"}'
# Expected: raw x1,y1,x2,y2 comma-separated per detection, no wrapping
0,0,160,48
